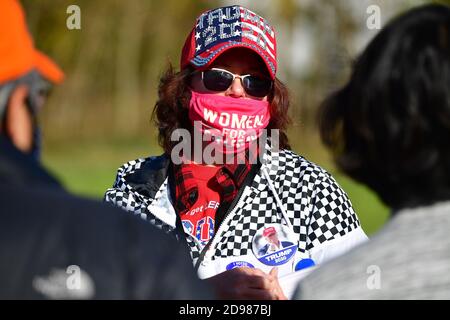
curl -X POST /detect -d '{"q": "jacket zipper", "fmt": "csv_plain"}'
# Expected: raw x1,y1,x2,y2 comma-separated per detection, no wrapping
193,160,263,271
194,160,263,271
194,186,251,271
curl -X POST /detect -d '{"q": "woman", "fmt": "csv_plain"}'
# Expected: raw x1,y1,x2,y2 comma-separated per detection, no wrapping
105,5,368,300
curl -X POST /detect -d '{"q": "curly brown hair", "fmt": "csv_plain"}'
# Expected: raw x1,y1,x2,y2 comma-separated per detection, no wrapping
152,64,291,154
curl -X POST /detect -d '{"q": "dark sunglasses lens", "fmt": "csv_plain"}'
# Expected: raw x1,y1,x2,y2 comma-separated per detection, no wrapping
203,70,233,92
243,76,272,97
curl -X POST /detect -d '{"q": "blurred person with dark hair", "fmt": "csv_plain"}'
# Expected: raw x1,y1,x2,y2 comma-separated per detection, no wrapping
105,5,368,300
294,4,450,299
0,0,209,299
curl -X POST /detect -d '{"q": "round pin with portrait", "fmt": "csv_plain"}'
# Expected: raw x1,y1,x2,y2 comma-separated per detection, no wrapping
251,224,297,267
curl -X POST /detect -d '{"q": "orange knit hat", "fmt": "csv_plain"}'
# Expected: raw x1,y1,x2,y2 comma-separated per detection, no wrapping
0,0,64,84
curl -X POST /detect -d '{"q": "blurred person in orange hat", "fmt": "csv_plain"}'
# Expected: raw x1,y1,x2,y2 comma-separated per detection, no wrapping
0,0,210,300
0,0,64,159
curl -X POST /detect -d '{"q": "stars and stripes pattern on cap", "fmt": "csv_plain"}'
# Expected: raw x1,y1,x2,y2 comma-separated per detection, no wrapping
182,5,277,79
194,6,275,60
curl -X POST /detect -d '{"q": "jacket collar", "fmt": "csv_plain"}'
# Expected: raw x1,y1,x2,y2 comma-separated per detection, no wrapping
123,154,171,199
119,155,177,228
148,178,178,228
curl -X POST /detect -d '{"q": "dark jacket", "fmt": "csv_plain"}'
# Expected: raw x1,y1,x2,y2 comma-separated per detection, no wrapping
0,137,210,299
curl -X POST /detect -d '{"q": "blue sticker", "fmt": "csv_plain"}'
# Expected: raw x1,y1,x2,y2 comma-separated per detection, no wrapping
226,261,255,270
252,224,298,267
295,258,315,271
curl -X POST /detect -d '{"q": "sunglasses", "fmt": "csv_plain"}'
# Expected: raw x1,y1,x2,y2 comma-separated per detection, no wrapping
201,68,273,98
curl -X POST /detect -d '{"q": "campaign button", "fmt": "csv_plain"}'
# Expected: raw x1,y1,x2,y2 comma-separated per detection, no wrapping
252,224,297,267
226,261,255,270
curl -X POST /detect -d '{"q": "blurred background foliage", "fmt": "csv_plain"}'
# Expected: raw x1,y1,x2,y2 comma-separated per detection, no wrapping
21,0,449,235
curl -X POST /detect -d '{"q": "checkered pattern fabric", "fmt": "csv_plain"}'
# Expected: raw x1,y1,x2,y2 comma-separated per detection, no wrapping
104,141,362,266
104,158,175,233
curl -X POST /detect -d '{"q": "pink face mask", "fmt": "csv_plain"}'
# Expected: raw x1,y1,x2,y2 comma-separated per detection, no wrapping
189,91,270,154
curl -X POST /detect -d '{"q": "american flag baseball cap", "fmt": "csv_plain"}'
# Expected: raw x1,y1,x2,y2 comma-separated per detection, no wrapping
180,5,277,79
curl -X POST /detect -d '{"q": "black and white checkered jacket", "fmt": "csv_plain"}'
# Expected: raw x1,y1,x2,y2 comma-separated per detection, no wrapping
105,140,368,281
